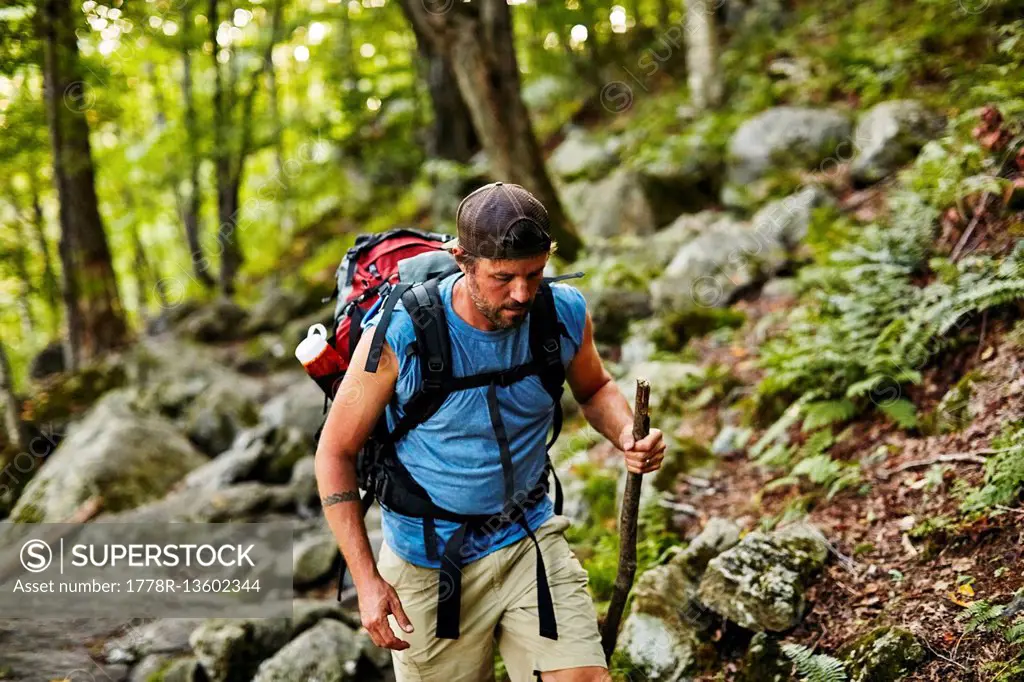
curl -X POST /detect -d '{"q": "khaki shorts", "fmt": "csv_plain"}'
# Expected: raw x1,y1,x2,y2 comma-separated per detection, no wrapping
376,514,608,682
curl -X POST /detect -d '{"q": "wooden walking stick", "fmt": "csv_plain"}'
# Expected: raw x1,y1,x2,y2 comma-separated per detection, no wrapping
600,378,650,662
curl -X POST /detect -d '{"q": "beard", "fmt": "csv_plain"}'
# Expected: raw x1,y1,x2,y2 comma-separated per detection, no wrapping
464,274,531,330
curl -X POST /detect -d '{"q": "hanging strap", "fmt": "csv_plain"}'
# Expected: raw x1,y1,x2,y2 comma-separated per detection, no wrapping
436,520,470,639
365,282,413,373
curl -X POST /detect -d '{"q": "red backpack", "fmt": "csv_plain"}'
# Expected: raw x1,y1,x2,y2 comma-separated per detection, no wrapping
325,228,454,372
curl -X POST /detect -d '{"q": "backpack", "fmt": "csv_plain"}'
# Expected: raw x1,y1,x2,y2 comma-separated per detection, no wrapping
311,227,583,643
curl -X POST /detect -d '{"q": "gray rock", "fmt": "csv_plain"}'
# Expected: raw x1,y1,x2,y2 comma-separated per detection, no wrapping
697,523,829,632
180,298,249,343
128,655,201,682
181,424,308,492
851,100,944,185
189,617,291,682
724,107,851,207
549,128,618,182
293,527,339,587
245,287,309,335
8,391,206,522
620,320,659,367
750,186,833,252
182,379,260,456
259,378,327,440
739,632,793,682
581,288,653,346
289,456,319,516
290,599,360,637
711,425,753,457
562,169,660,240
613,562,706,681
104,618,204,664
251,619,363,682
627,122,723,215
670,517,742,580
103,481,296,524
650,214,758,313
841,626,926,682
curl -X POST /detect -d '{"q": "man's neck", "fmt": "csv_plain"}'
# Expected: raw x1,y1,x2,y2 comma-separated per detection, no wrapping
451,276,500,332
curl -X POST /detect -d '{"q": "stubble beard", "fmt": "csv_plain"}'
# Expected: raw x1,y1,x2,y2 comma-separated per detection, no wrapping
464,272,530,330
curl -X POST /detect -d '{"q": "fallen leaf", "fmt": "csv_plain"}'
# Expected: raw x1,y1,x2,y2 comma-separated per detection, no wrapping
959,583,976,598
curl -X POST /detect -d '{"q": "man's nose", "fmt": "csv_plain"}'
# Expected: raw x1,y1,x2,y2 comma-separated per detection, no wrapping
509,279,531,304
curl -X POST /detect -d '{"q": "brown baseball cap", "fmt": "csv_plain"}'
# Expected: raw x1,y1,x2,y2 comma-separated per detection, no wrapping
445,181,553,259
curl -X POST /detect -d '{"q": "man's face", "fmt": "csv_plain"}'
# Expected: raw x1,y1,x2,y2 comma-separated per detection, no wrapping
459,251,549,330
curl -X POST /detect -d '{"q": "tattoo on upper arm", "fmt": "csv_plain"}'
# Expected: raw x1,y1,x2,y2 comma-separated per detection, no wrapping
321,491,361,507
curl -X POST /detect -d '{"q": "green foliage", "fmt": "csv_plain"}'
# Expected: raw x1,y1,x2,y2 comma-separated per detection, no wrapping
781,643,848,682
962,421,1024,513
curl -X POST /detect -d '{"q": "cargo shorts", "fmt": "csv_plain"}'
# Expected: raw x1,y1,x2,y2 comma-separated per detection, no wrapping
376,514,608,681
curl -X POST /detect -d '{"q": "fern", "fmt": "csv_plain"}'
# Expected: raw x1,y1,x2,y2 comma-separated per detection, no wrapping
803,400,857,432
781,643,849,682
878,399,918,429
962,420,1024,513
957,599,1005,633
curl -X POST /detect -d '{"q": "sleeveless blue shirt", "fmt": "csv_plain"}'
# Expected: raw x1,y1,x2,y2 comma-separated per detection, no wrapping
360,271,588,568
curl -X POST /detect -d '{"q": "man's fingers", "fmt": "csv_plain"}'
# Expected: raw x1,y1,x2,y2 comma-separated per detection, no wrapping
370,618,409,650
389,591,415,634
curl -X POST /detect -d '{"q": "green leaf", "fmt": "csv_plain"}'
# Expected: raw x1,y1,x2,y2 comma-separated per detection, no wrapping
878,399,918,429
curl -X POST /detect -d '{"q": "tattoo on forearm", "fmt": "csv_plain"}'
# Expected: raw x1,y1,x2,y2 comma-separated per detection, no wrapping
321,491,361,507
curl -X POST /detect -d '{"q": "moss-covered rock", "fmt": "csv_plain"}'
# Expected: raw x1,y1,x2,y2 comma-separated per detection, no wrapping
9,390,206,522
670,517,742,580
180,423,308,491
189,618,291,682
697,523,829,632
179,297,250,343
850,100,945,186
548,127,619,182
581,287,653,346
251,619,363,682
182,378,260,456
21,360,128,426
841,626,926,682
739,632,794,682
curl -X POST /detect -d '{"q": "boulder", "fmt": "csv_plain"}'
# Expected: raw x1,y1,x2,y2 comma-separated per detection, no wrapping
851,100,944,185
293,527,339,587
723,107,851,208
739,632,793,682
650,214,757,313
251,619,364,682
697,523,828,632
180,424,308,492
128,655,201,682
289,456,320,518
627,123,723,215
749,186,833,252
841,627,926,682
618,361,704,414
548,127,618,182
581,288,653,346
104,618,204,664
9,391,206,523
103,481,297,524
670,517,742,580
562,169,660,240
290,599,360,637
179,298,249,343
245,287,309,336
613,562,707,681
259,378,327,441
189,617,291,682
182,378,260,456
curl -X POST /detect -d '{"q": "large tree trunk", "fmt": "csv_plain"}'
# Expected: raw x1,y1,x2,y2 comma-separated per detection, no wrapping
0,341,23,452
398,0,582,260
208,0,243,295
180,30,215,289
406,14,478,162
28,173,61,320
41,0,130,370
684,0,724,110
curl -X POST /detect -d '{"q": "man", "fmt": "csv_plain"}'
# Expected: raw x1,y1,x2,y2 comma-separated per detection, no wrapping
314,182,666,682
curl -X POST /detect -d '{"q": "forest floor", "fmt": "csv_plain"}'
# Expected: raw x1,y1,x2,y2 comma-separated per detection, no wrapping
668,281,1024,681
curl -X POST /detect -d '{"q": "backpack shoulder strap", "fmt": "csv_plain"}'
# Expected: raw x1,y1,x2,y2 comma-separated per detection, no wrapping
364,282,412,373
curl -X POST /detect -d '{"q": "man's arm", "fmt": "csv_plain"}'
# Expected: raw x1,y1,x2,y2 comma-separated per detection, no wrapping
565,310,666,474
313,328,413,649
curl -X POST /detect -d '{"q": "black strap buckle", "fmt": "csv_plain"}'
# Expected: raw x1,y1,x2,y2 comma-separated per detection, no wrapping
427,358,445,373
542,339,559,354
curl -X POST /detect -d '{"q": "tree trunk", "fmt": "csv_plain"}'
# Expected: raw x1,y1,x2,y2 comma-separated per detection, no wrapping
29,172,61,320
684,0,724,110
0,341,24,452
180,15,215,289
208,0,243,295
41,0,130,370
9,222,35,337
398,0,583,260
405,11,478,162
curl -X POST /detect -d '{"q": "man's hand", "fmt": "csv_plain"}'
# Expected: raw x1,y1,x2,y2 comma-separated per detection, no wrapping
619,425,666,475
359,574,415,650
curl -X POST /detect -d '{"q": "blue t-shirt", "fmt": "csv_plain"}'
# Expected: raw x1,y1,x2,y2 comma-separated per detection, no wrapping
360,271,588,568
